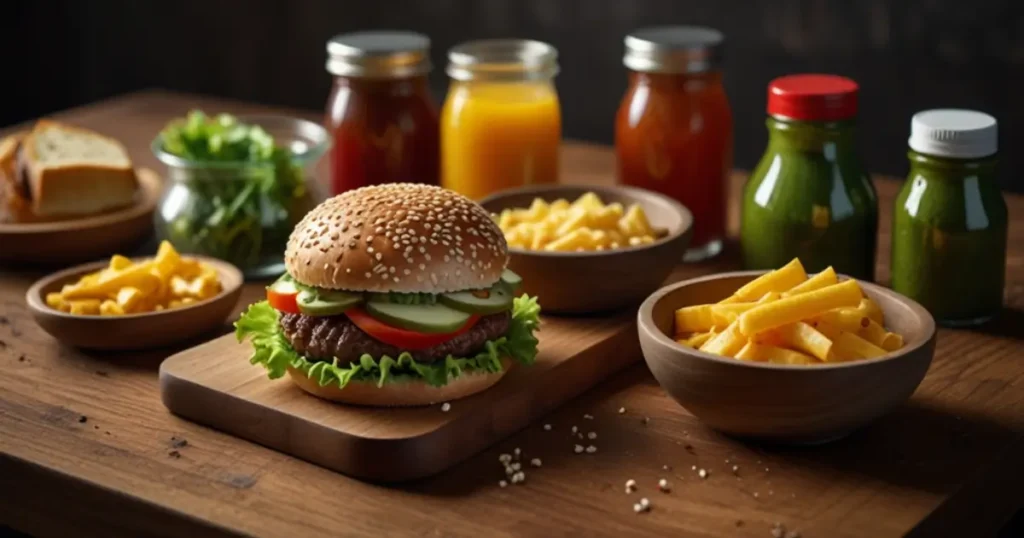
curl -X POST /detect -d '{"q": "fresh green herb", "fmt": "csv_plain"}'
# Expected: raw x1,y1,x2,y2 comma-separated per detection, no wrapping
156,110,312,270
235,295,541,388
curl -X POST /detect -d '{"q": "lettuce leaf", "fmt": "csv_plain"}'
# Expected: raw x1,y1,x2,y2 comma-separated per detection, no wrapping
234,295,541,389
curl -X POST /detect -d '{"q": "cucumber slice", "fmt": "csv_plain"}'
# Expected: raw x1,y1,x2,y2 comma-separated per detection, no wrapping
439,286,513,315
364,299,472,334
500,269,522,291
296,289,364,316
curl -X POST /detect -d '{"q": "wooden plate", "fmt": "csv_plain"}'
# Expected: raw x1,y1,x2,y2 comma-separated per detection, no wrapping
638,271,937,444
479,184,693,314
0,168,161,265
25,256,244,350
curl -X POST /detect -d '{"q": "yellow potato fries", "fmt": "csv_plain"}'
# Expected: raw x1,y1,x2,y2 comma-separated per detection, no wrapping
46,241,222,316
673,259,906,366
494,192,663,252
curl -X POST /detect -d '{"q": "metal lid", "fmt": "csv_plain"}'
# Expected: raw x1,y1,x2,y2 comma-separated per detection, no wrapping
447,39,559,82
326,31,431,78
624,26,723,74
909,109,998,159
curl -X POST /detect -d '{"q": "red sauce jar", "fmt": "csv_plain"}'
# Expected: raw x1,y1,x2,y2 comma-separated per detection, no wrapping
325,31,440,195
615,27,733,260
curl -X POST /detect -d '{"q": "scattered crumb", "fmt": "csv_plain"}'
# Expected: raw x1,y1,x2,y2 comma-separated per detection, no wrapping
499,480,507,488
640,497,651,509
499,453,512,463
736,520,744,527
691,465,697,471
662,464,671,471
93,425,99,430
574,444,584,454
625,479,637,492
572,425,578,434
684,444,695,454
753,492,760,498
505,466,515,476
170,436,188,449
765,467,770,472
530,458,542,468
587,431,597,440
168,450,181,459
732,465,740,475
510,471,525,484
785,531,801,538
641,416,649,425
618,407,626,414
440,402,451,412
0,315,9,324
78,415,87,424
513,447,521,458
658,478,671,492
769,490,774,496
543,424,552,431
585,445,597,454
17,354,26,362
583,414,594,420
95,370,109,377
771,523,786,538
633,503,644,513
698,469,708,479
577,433,584,439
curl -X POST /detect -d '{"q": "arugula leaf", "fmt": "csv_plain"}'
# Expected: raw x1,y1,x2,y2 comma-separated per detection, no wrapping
234,296,542,389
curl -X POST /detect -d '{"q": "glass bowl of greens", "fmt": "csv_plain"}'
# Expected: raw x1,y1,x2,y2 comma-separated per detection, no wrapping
152,111,329,279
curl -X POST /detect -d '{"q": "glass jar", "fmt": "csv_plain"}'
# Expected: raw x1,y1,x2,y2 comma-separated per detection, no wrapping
441,39,561,200
892,109,1007,326
741,74,878,280
152,115,327,278
325,31,440,195
616,26,733,261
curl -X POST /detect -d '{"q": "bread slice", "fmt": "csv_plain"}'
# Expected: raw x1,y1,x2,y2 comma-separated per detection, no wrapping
0,132,34,223
21,120,138,217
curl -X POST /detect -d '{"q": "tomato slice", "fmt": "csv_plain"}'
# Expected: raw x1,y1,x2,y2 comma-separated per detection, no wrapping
266,278,300,314
345,307,479,350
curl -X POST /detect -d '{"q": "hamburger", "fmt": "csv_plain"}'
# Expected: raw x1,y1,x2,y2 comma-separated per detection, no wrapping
235,184,540,406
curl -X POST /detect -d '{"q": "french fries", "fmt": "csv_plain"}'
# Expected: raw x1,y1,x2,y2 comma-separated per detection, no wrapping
673,258,905,365
45,241,222,316
495,192,663,252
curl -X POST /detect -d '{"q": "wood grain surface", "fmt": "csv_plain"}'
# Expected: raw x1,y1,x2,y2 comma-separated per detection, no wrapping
159,309,639,482
1,90,1023,538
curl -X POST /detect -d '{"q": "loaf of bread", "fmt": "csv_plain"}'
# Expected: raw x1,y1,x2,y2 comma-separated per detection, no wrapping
18,120,138,218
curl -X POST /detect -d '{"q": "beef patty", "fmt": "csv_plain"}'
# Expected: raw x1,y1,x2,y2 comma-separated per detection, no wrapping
279,311,511,364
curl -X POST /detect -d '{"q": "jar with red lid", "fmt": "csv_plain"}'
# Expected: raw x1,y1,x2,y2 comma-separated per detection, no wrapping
325,31,440,195
740,74,878,280
615,26,733,261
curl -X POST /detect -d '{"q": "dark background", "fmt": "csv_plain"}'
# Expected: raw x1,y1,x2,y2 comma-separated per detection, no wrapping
2,0,1023,192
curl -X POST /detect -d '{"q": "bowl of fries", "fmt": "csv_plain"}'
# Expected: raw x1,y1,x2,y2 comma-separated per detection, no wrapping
480,184,692,314
26,241,244,350
637,261,936,444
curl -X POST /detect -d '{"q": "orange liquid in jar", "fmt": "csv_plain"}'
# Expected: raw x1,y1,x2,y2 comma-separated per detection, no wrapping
616,71,733,250
441,81,561,200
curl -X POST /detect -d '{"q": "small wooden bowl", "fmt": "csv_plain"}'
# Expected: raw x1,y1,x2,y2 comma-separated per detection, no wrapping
0,168,161,265
26,256,244,350
479,184,693,314
637,272,937,444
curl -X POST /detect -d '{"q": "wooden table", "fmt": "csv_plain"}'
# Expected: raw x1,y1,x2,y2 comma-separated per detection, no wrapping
2,91,1022,538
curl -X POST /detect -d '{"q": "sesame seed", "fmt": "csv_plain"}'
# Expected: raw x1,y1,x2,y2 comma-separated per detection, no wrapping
732,465,740,474
625,479,637,492
574,445,584,454
571,426,578,433
530,458,542,468
658,479,671,492
499,480,507,488
367,247,374,254
587,432,597,440
633,503,644,513
513,448,521,458
543,424,551,431
364,272,372,278
698,469,708,479
585,445,597,454
510,462,521,471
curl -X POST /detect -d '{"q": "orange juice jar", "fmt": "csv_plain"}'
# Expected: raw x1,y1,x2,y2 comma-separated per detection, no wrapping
441,39,561,200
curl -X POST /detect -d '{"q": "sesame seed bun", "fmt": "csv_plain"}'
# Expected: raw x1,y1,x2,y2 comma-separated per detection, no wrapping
285,184,509,293
285,358,512,406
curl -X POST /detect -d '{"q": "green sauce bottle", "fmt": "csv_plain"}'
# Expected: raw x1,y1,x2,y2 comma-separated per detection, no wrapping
891,109,1006,326
741,75,878,280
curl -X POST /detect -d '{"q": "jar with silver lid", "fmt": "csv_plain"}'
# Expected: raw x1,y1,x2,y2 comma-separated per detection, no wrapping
615,26,733,261
324,31,440,195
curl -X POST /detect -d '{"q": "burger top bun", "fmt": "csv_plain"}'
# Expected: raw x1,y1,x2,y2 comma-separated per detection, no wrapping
285,184,509,293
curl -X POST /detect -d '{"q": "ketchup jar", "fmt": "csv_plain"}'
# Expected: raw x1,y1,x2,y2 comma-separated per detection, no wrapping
325,31,440,195
615,26,733,261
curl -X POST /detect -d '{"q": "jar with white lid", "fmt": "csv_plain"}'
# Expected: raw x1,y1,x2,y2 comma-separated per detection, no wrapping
890,109,1007,326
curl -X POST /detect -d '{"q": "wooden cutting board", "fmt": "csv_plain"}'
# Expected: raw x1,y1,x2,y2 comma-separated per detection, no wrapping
159,311,640,482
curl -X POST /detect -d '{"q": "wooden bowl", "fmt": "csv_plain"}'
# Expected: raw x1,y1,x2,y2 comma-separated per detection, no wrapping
637,272,937,444
0,168,161,265
479,184,693,314
25,256,244,350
